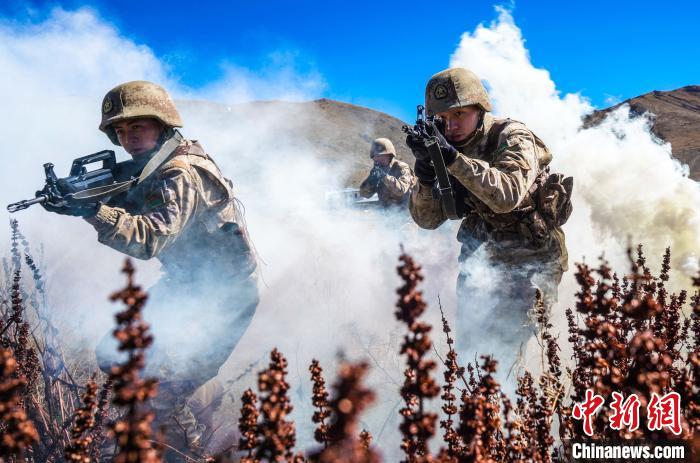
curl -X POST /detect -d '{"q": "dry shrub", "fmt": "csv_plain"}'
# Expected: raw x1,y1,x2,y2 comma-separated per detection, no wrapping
2,219,698,463
107,259,161,463
0,347,39,461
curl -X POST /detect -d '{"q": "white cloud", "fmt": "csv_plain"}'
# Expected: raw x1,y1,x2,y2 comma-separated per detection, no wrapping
450,6,700,283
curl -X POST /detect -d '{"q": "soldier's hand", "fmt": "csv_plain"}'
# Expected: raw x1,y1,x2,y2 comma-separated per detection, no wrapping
369,166,384,185
414,158,436,186
405,133,431,161
40,196,98,218
427,120,458,166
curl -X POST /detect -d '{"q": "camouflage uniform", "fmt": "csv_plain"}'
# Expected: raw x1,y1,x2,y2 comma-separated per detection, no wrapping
409,68,569,379
359,138,415,207
359,158,415,207
88,81,259,448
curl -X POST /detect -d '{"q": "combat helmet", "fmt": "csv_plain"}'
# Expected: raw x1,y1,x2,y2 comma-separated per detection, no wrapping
99,81,183,145
369,138,396,158
424,68,492,117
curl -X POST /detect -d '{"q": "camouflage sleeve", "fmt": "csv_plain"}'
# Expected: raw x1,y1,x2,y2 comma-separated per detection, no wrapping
409,182,446,229
381,163,414,196
85,168,197,259
359,170,378,198
447,128,539,213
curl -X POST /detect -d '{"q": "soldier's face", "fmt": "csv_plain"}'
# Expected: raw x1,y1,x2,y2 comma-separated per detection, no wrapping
373,154,393,167
436,106,481,143
112,118,164,157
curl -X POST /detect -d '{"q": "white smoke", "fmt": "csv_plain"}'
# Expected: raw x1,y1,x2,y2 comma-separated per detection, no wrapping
449,6,700,386
450,6,700,282
1,5,697,459
0,7,452,457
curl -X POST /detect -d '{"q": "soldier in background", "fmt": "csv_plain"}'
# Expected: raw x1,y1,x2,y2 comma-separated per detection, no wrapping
42,81,259,450
407,68,571,381
359,137,415,208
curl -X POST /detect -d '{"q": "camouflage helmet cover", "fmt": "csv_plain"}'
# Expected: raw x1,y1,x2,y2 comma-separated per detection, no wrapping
424,68,492,116
99,80,183,145
369,138,396,158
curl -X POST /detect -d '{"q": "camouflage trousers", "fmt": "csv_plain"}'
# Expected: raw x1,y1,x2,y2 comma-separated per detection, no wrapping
455,235,563,393
96,272,259,406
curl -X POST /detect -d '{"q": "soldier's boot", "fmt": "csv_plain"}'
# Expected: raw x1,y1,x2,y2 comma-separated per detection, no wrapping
169,401,207,451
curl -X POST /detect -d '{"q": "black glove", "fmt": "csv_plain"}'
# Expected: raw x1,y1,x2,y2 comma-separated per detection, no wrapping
40,199,98,217
414,158,436,186
427,120,458,166
368,166,385,185
405,133,431,161
406,122,459,166
37,184,98,218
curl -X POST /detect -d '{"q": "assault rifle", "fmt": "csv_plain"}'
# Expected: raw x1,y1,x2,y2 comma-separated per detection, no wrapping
402,105,461,220
7,151,140,213
7,131,184,213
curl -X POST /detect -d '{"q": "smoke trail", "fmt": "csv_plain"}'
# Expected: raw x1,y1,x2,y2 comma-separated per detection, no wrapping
450,6,700,283
0,7,453,456
448,6,700,387
2,5,697,459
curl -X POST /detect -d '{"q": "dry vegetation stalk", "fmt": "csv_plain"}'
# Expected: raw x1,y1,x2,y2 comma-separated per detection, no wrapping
395,251,440,461
252,348,303,462
2,221,698,462
309,359,331,448
308,361,380,463
0,347,39,461
107,259,161,463
64,378,98,462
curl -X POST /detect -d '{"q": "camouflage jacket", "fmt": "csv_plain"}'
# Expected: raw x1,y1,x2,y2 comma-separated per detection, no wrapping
359,158,415,206
85,138,257,283
409,113,567,270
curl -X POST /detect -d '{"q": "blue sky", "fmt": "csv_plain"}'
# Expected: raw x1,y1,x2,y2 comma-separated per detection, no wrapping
2,0,698,121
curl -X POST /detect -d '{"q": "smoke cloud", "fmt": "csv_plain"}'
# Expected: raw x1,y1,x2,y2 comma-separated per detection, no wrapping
449,6,700,393
1,5,697,458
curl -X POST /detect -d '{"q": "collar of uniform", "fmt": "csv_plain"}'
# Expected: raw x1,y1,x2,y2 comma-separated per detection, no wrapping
454,112,494,154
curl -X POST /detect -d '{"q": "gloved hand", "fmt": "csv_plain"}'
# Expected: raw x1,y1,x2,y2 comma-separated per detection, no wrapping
414,158,436,186
427,120,458,166
36,185,98,218
405,133,431,161
40,199,98,217
368,165,385,186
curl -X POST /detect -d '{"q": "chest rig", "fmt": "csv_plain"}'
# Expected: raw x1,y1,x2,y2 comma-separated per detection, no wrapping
449,119,573,248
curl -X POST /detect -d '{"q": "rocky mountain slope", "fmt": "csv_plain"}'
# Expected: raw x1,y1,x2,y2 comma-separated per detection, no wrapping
585,86,700,180
181,98,413,188
182,86,699,187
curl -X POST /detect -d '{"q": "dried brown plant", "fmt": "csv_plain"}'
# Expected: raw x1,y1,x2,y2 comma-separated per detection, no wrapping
0,347,39,461
107,259,161,463
437,302,465,459
64,378,98,462
253,348,302,462
395,251,440,461
308,361,379,463
309,359,330,447
238,388,260,461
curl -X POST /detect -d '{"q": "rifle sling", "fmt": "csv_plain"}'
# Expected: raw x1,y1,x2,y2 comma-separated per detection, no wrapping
427,139,460,220
68,131,184,204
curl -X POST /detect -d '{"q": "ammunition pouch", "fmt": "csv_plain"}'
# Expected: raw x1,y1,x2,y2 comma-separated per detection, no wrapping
455,168,573,250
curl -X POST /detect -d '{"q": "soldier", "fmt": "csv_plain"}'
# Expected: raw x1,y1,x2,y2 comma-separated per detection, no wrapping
406,68,571,380
359,137,415,208
42,81,259,449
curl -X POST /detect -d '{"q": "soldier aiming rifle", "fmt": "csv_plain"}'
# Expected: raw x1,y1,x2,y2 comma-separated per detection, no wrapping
10,81,259,451
405,67,573,380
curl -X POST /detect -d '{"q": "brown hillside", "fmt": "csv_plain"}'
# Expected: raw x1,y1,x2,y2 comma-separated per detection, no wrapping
585,86,700,180
180,98,413,187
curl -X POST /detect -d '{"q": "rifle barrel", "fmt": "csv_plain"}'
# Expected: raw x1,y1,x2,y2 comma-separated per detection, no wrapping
7,195,47,213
